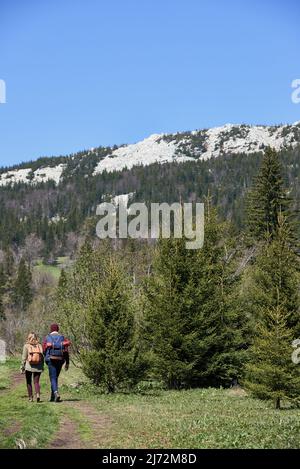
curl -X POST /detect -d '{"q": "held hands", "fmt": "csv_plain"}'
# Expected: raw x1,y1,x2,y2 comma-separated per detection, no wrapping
20,365,25,374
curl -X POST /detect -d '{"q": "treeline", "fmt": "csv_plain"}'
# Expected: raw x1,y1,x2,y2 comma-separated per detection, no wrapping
0,254,32,318
0,252,35,349
54,148,300,408
0,244,57,352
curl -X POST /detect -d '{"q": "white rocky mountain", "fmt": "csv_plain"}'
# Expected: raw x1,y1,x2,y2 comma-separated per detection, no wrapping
0,164,66,187
1,122,299,187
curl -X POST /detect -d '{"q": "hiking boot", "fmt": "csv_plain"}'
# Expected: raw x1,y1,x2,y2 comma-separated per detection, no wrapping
36,395,40,403
54,391,61,402
28,397,33,402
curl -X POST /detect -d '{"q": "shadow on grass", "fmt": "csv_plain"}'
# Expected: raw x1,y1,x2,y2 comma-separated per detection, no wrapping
60,398,82,402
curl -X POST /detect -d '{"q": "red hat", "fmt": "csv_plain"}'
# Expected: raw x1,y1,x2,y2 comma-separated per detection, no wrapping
50,323,59,332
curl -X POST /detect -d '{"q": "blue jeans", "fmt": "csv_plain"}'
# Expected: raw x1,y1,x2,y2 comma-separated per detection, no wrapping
47,360,63,398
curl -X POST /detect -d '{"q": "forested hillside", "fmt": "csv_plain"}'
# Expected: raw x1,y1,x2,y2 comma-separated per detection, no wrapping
0,142,299,259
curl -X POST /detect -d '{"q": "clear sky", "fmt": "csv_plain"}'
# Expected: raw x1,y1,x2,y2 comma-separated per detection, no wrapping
0,0,300,167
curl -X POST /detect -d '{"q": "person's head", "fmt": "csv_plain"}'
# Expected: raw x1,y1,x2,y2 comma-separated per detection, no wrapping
26,332,39,345
50,323,59,333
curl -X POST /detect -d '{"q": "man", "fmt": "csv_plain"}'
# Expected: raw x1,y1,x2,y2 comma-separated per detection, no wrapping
43,323,70,402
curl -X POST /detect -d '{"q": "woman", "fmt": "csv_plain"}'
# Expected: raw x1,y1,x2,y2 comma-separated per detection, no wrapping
21,332,44,402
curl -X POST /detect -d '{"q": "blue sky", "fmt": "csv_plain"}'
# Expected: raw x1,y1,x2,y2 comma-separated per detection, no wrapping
0,0,300,167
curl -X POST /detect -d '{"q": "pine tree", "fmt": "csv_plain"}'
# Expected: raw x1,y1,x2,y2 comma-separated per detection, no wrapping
247,147,292,241
12,258,33,310
245,304,300,409
0,264,6,320
246,214,300,334
144,208,247,389
55,241,96,355
144,236,199,389
43,222,55,262
191,208,248,387
81,256,147,392
4,248,14,276
57,268,67,294
245,216,300,408
0,295,4,320
55,240,116,357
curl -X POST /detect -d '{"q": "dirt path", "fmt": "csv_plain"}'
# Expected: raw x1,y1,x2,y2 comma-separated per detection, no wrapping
70,401,112,448
0,371,24,394
0,371,26,444
47,400,112,449
11,371,24,388
3,368,112,449
48,415,87,449
3,421,22,437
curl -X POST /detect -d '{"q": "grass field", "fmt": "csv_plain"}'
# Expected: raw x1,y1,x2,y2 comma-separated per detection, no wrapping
0,357,299,449
33,257,71,281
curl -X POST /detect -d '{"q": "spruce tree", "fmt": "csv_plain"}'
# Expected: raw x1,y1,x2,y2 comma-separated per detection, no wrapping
4,248,14,277
0,295,4,320
191,209,248,387
246,214,300,334
57,268,67,294
43,222,55,262
245,216,300,407
12,258,33,310
144,208,247,389
245,304,300,408
82,256,147,392
144,236,199,389
55,240,120,357
0,264,6,320
247,147,291,241
55,241,97,355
